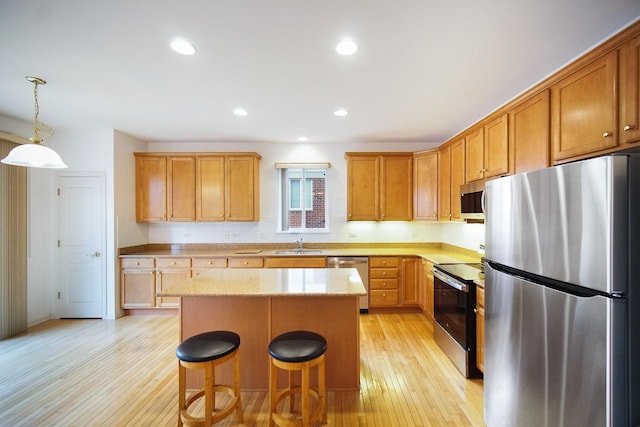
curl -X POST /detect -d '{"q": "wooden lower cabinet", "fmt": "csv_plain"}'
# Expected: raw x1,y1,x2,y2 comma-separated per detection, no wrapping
369,256,400,307
476,284,485,373
420,259,435,319
400,257,420,306
228,257,264,268
121,258,156,308
192,257,228,277
369,256,421,309
156,258,191,308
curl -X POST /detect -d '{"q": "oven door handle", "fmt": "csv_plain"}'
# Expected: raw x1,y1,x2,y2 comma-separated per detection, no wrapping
433,269,469,292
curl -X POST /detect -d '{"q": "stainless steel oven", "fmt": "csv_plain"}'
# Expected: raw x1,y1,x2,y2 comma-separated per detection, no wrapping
432,263,483,379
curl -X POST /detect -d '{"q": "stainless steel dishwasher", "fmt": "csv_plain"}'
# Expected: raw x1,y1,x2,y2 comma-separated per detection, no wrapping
326,257,369,312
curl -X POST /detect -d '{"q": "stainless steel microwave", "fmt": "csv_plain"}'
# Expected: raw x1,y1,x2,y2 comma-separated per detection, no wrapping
460,180,485,219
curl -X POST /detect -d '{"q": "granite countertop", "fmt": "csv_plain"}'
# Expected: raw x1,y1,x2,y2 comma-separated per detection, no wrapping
121,244,481,264
157,268,367,297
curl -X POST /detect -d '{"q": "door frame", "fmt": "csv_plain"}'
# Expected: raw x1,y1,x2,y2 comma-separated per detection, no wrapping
54,171,107,319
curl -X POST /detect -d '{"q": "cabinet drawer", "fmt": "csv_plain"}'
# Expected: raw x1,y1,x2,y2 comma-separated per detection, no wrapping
264,257,326,268
228,257,264,268
192,257,228,268
370,290,399,306
370,257,399,268
476,286,485,309
156,257,191,268
121,257,155,269
370,279,398,290
370,268,398,279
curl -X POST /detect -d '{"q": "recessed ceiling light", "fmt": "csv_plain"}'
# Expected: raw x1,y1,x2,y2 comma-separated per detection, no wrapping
336,38,358,56
334,108,348,117
170,38,196,55
233,108,248,116
297,136,309,142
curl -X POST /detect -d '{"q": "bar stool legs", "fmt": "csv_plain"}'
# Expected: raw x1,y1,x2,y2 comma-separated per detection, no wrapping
268,331,327,427
176,331,243,426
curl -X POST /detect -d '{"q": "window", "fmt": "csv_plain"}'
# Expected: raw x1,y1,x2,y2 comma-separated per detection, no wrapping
277,164,329,232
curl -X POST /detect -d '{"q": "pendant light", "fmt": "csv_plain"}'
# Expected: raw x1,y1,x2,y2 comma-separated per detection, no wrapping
1,76,67,169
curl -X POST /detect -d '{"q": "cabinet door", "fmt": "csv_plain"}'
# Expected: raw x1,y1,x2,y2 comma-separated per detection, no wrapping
476,286,485,372
122,269,156,308
156,268,190,308
413,152,439,221
438,146,452,221
400,257,419,306
346,155,379,221
226,155,259,221
422,259,435,319
484,114,509,178
450,139,465,221
552,51,618,161
620,34,640,145
196,156,225,221
509,90,550,174
380,155,413,221
465,128,484,182
135,155,167,222
167,157,196,221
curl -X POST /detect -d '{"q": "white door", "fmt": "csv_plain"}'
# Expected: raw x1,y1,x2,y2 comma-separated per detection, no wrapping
56,174,106,318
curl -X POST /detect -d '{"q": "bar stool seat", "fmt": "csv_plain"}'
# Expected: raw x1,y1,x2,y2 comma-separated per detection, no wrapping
268,330,327,427
176,331,243,426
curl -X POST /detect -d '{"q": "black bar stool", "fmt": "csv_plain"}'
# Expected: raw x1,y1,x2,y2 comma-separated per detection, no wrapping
176,330,243,426
268,330,327,426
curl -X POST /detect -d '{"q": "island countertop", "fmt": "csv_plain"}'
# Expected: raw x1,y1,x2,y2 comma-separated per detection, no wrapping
157,268,367,297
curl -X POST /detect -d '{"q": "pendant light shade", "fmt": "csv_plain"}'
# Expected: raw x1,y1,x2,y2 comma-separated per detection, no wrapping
1,76,67,169
1,143,67,168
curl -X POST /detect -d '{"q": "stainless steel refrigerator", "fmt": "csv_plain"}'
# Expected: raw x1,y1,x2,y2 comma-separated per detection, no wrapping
484,154,639,427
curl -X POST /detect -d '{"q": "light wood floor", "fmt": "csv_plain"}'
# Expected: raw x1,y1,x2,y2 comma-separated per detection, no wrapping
0,313,485,426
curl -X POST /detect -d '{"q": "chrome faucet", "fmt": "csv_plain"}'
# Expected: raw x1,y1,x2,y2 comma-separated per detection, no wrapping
295,238,303,249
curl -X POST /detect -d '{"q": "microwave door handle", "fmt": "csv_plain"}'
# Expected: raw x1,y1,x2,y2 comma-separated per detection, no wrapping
481,190,486,214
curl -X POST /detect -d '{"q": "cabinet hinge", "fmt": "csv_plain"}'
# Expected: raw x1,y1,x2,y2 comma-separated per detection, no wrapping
57,291,61,300
57,240,61,248
57,188,60,196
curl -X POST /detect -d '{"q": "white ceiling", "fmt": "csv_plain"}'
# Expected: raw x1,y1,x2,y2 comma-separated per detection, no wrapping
1,0,639,144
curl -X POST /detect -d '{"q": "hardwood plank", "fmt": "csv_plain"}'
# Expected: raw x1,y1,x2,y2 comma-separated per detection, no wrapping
0,313,484,426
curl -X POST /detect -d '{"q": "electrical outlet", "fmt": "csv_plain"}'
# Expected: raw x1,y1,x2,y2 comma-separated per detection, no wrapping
348,232,357,238
411,232,419,238
224,231,230,239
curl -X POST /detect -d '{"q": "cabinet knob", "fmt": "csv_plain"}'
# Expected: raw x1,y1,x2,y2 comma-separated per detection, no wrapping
602,131,612,137
474,308,478,314
382,282,387,287
624,125,634,132
382,272,387,276
243,261,248,265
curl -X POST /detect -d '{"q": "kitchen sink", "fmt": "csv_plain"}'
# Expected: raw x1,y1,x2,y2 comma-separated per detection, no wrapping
274,249,323,255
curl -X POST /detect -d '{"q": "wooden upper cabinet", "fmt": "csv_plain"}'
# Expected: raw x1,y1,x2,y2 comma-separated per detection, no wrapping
346,155,379,221
438,145,452,221
380,155,413,221
484,114,509,177
509,90,551,174
346,153,412,221
413,150,439,221
620,34,640,145
551,51,618,162
465,128,484,182
136,155,167,222
167,157,196,221
136,152,261,223
465,114,508,182
437,139,465,222
225,155,260,221
450,139,465,221
196,156,225,221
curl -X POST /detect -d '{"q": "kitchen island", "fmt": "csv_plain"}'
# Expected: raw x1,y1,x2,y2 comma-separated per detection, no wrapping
158,268,366,390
